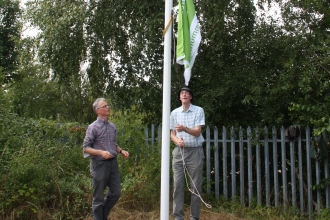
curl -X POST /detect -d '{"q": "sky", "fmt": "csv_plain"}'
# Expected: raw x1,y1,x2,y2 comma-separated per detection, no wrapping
20,0,40,38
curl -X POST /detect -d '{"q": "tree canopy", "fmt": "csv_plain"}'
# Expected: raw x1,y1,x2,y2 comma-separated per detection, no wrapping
3,0,329,131
0,0,21,84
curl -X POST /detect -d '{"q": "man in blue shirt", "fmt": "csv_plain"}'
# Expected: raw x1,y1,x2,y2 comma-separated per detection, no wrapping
170,87,205,220
83,98,129,220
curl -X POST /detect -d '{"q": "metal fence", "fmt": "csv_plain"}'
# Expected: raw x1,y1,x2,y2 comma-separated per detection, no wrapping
145,125,330,217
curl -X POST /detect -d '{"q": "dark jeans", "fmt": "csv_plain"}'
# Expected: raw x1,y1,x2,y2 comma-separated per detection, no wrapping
90,158,121,220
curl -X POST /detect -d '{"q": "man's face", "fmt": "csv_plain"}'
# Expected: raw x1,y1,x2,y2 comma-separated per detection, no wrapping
180,90,192,104
96,100,110,117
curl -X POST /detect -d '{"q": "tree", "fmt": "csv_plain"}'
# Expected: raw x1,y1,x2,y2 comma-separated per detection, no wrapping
21,0,96,123
18,0,330,132
0,0,21,84
278,0,330,134
24,0,166,123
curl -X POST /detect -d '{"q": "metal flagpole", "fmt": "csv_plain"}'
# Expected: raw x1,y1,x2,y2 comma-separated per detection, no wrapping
161,0,172,219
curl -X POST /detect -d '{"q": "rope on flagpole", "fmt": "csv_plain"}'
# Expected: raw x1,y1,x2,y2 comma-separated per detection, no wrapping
162,13,173,36
172,9,177,64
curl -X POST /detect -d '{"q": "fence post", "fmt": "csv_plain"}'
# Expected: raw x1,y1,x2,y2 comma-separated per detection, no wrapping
316,151,321,214
231,126,236,199
247,126,253,206
151,124,155,152
239,126,244,205
272,126,279,207
264,126,270,206
298,125,304,212
214,126,219,199
255,127,261,205
206,126,211,195
324,131,330,208
158,125,162,156
290,137,297,208
306,126,313,217
281,126,288,209
223,126,228,199
145,125,149,158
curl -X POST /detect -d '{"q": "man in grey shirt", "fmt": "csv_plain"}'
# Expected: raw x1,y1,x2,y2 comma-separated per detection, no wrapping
170,87,205,220
83,98,129,220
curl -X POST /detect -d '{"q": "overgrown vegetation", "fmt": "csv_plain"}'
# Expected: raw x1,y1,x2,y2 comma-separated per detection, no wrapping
1,107,326,220
0,107,164,219
6,0,327,130
1,0,330,219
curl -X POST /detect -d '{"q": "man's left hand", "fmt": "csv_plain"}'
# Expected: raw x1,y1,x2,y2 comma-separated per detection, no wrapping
175,124,185,132
121,150,129,159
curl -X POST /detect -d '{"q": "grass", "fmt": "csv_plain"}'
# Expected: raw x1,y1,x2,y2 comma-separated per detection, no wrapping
79,202,311,220
90,205,244,220
1,197,320,220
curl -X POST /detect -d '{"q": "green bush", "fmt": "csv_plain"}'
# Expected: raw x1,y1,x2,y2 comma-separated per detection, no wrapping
109,106,163,210
120,151,162,211
1,118,91,219
0,106,163,219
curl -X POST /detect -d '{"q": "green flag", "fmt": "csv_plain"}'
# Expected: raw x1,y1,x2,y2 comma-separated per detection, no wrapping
176,0,201,86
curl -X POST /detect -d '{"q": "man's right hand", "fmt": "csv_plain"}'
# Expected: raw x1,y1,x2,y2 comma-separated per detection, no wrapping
177,138,184,147
101,150,113,159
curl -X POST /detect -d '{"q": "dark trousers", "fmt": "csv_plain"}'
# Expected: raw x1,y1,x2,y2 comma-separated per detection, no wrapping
90,158,121,220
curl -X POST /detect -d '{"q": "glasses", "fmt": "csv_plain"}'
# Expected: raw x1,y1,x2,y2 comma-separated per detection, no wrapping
98,104,109,109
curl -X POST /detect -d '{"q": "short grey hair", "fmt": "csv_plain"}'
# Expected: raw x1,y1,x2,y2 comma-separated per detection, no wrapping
93,98,106,112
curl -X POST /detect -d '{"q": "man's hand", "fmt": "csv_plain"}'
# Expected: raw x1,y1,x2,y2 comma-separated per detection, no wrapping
175,124,185,132
121,150,129,159
101,150,113,159
176,138,184,147
170,129,184,147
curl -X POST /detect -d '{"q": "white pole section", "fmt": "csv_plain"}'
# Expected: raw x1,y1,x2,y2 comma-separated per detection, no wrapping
161,0,172,219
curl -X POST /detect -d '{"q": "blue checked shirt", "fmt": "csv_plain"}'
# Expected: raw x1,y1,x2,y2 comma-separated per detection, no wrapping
83,117,118,160
170,104,205,147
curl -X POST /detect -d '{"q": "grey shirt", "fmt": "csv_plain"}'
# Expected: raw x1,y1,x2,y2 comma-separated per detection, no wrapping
83,117,118,160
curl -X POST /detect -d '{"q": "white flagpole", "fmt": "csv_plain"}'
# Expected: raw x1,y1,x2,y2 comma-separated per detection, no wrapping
161,0,172,219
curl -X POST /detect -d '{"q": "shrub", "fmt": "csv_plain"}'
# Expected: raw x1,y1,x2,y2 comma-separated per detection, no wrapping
0,106,163,219
1,118,90,219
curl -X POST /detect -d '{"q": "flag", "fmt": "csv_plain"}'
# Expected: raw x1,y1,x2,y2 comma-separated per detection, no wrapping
176,0,201,86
